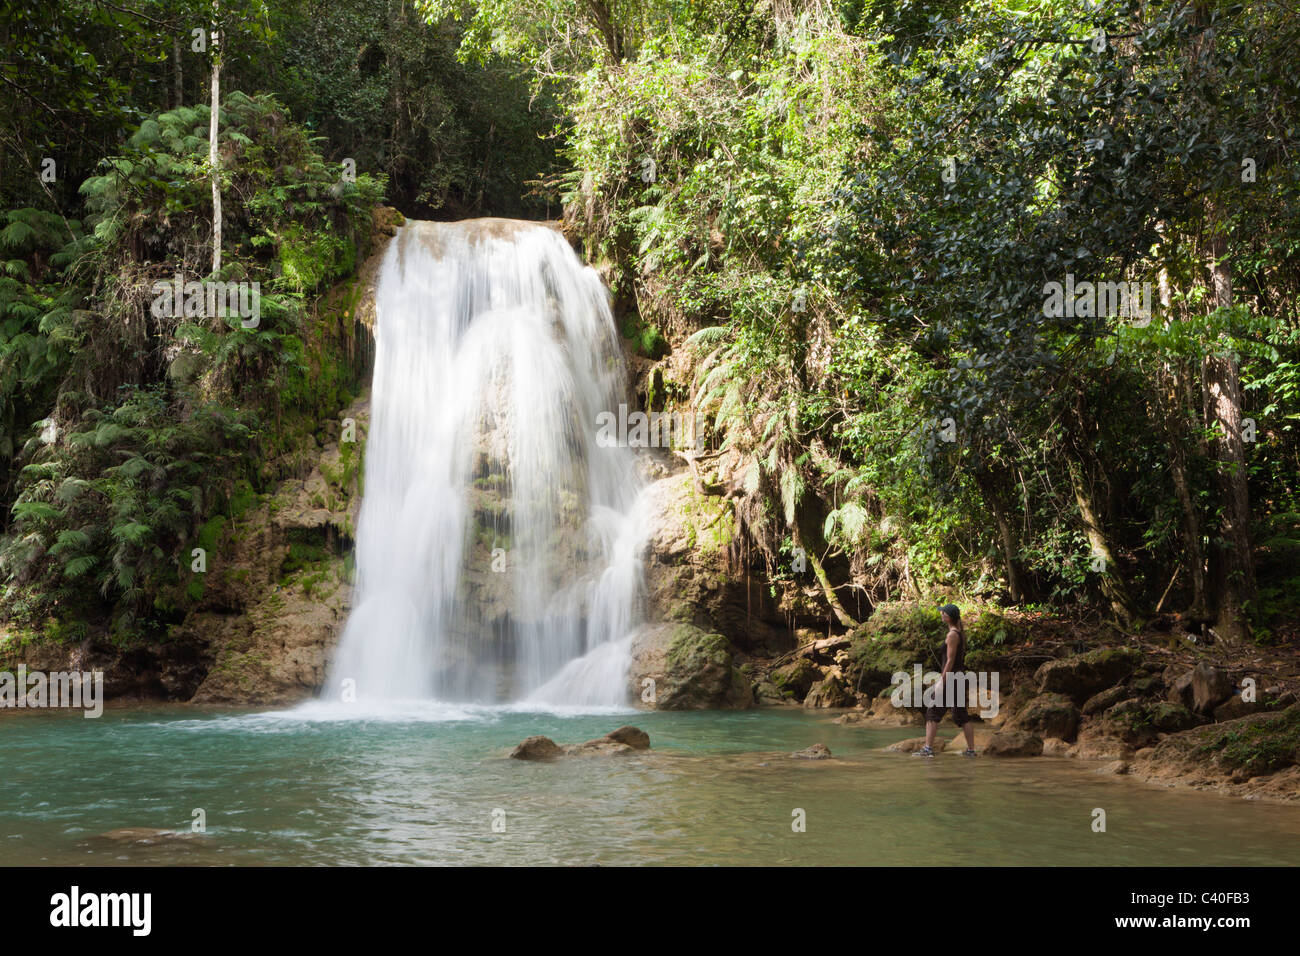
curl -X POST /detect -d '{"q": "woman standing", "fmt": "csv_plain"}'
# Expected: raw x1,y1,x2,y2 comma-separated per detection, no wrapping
914,604,976,757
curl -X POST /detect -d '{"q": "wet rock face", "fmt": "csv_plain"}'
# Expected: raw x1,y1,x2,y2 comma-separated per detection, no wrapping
0,639,213,704
185,393,369,706
639,471,790,657
627,622,753,710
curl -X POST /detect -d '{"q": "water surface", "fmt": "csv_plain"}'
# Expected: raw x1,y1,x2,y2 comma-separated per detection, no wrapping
3,705,1297,866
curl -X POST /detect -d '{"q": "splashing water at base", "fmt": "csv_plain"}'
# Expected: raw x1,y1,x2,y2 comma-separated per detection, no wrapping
326,220,647,706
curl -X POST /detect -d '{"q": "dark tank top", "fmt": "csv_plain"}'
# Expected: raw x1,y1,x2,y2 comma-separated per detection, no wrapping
939,628,965,671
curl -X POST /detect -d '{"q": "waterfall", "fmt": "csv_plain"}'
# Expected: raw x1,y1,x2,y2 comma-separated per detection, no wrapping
325,220,647,707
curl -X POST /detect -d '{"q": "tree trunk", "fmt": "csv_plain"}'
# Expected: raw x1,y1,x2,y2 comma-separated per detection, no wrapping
1066,456,1136,626
209,7,222,276
1202,235,1256,639
974,470,1026,603
172,34,183,108
1163,379,1210,621
1157,268,1210,622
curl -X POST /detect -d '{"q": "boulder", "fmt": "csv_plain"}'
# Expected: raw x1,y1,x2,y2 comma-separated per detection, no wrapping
1190,662,1234,716
627,622,752,709
512,727,651,759
791,743,833,759
1103,698,1200,747
867,693,926,726
1042,737,1072,756
770,658,820,700
1213,695,1264,722
1034,647,1141,703
605,726,650,750
842,603,945,697
804,674,855,709
984,730,1043,757
510,736,563,760
754,679,792,705
1012,692,1081,741
1132,703,1300,783
1073,729,1136,761
1081,685,1129,716
1167,671,1194,709
1128,675,1166,697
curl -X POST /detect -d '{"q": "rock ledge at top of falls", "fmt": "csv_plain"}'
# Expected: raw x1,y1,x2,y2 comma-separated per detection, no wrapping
509,726,652,760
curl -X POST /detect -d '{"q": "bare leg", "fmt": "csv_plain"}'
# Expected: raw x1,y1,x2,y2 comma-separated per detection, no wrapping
925,720,938,749
962,722,975,751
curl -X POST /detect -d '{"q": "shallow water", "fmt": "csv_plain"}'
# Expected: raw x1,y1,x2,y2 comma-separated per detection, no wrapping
3,705,1297,866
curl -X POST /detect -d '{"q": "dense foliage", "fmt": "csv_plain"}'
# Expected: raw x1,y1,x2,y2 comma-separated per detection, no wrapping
0,0,556,639
434,0,1300,640
3,0,1299,647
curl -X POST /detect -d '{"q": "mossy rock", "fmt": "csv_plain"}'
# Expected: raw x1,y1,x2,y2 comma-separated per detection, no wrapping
1013,692,1082,741
845,602,944,697
1102,698,1200,746
1128,675,1166,697
630,623,752,710
771,658,820,700
965,609,1026,649
1193,703,1300,778
1034,646,1142,703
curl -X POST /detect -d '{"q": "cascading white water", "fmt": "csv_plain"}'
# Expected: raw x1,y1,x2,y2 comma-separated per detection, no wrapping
326,219,647,707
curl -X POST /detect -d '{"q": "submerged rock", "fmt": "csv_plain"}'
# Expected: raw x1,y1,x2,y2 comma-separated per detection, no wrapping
510,727,651,760
886,737,945,754
791,743,832,759
510,735,564,760
89,828,197,846
604,725,651,749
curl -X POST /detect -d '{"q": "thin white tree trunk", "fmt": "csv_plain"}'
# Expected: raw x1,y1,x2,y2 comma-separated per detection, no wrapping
209,3,221,276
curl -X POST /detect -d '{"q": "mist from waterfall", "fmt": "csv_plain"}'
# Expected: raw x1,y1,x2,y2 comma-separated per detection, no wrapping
325,220,647,708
